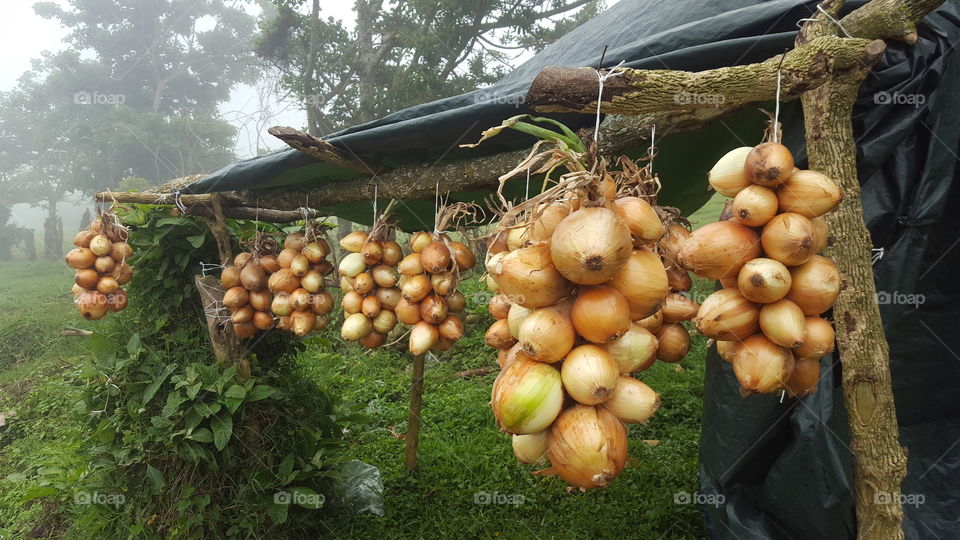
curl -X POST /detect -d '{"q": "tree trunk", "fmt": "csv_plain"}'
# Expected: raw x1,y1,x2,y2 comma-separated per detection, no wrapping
43,197,63,260
404,353,425,472
336,217,353,257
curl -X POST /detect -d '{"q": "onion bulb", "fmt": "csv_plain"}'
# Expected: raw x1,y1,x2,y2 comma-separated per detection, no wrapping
507,303,534,338
240,262,268,291
489,294,511,319
401,273,432,302
234,252,252,269
606,250,669,320
303,241,328,263
528,204,570,242
430,271,457,296
794,317,835,359
247,290,272,312
512,431,549,464
290,288,312,311
372,309,398,334
382,241,403,266
449,241,476,270
492,359,563,434
737,258,792,303
785,356,820,397
658,223,691,265
678,221,761,280
733,334,795,394
716,340,740,363
571,286,630,343
109,241,133,262
550,207,632,284
96,276,119,295
655,323,690,362
438,314,464,341
89,234,112,256
290,310,317,337
223,286,249,310
666,265,693,292
708,146,753,196
603,377,660,423
785,255,840,315
604,323,658,373
661,293,699,323
94,255,115,274
219,266,241,289
409,231,432,253
637,310,663,332
342,290,363,314
395,298,422,325
695,289,759,341
420,241,451,273
761,212,816,266
361,239,383,266
289,254,310,277
251,310,275,330
810,217,829,253
361,295,382,318
419,293,448,324
745,142,794,187
76,291,109,320
518,307,575,363
613,197,664,241
268,269,299,294
777,170,841,218
561,345,620,404
547,405,627,489
300,269,324,293
353,272,374,295
270,293,293,316
74,230,95,248
231,304,254,324
376,287,402,311
485,319,516,349
339,230,368,253
338,252,367,278
732,185,778,227
446,290,466,312
258,254,280,274
490,243,571,308
277,248,297,269
233,321,256,339
498,342,531,369
66,247,96,269
108,289,128,312
342,312,373,341
759,299,806,348
360,331,385,349
409,321,439,355
284,232,307,252
75,269,99,289
398,253,423,275
372,265,400,288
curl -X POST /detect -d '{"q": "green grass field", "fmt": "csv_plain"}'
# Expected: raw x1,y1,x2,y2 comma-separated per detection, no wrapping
0,256,709,539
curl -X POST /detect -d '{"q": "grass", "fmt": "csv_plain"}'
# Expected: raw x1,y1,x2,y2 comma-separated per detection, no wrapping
0,258,710,539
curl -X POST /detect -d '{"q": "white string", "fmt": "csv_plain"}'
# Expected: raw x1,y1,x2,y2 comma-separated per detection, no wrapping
525,167,531,200
773,68,783,143
594,60,627,142
373,185,379,223
780,390,786,403
797,5,852,37
434,178,441,233
200,262,225,276
172,191,188,215
648,124,657,174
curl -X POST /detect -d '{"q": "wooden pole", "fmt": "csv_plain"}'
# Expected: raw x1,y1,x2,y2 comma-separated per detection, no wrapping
404,353,426,472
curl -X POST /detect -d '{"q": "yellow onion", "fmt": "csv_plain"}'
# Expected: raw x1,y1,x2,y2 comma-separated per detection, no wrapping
316,259,334,275
491,243,571,308
732,185,778,227
507,303,534,338
71,283,85,296
421,241,451,273
77,291,109,320
270,293,293,316
277,248,298,269
507,226,531,251
234,252,252,269
637,310,663,332
777,170,841,218
431,336,453,352
373,310,398,334
401,273,431,302
795,317,835,358
655,323,690,362
353,272,374,295
661,293,699,323
485,319,516,349
529,204,570,242
446,290,466,312
309,291,332,315
430,271,457,296
603,377,660,423
561,345,620,404
785,356,820,397
745,142,794,187
300,269,324,293
492,359,563,434
489,294,511,319
716,340,740,363
720,276,738,289
613,197,664,242
108,289,128,312
109,242,133,262
361,239,383,266
737,258,792,303
449,241,476,270
290,310,317,337
498,342,531,369
231,304,254,324
785,255,840,315
259,254,281,274
550,207,632,284
409,321,440,354
733,334,795,394
342,290,364,314
220,266,241,289
376,287,402,311
338,252,367,278
276,315,292,331
708,146,753,196
606,249,669,320
761,213,816,266
361,295,382,318
604,323,658,373
289,254,310,277
409,231,432,253
89,234,112,257
398,253,423,275
303,241,328,263
759,299,806,348
571,286,630,343
252,310,275,330
96,276,119,295
342,312,373,341
289,288,311,311
248,290,272,312
486,274,500,293
487,230,509,256
666,265,693,292
395,298,422,325
66,247,96,269
75,269,99,289
240,262,268,291
94,255,116,274
512,431,549,464
678,222,761,280
268,269,299,294
695,288,759,341
381,241,403,266
360,331,385,349
339,230,368,253
436,314,463,341
811,217,828,253
223,286,249,310
233,321,256,339
74,230,95,248
518,307,575,363
284,232,308,252
658,223,691,265
547,405,627,489
372,265,400,288
419,293,448,324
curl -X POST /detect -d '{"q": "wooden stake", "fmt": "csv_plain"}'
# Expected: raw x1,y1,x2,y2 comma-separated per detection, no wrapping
404,353,426,472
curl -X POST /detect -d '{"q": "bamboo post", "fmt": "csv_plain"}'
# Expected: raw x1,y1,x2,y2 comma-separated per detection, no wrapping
404,353,426,471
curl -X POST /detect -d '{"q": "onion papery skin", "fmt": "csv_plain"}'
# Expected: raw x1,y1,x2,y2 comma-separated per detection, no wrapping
708,147,753,197
507,303,534,338
489,294,511,319
732,185,778,227
491,243,571,308
547,405,628,489
785,255,841,315
571,286,631,343
491,359,564,434
604,323,658,373
737,258,792,303
794,317,835,359
341,312,373,341
654,323,690,363
776,170,841,218
485,318,517,349
637,310,663,333
677,222,761,280
421,241,452,273
745,142,794,187
605,249,669,320
661,293,699,323
733,334,795,394
339,230,368,253
602,376,660,424
512,431,550,464
716,340,740,363
613,197,665,242
561,345,620,405
761,212,817,267
785,356,821,397
550,207,633,285
695,289,760,341
759,299,806,349
518,307,575,363
409,321,440,355
529,204,570,242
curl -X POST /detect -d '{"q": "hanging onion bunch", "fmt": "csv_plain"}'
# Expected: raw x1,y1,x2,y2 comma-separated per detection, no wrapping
266,224,335,337
68,211,133,320
694,141,842,396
